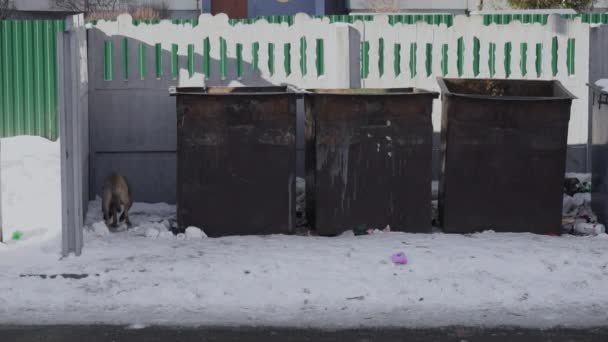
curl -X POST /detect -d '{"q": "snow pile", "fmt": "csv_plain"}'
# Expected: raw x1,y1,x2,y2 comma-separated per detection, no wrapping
0,136,62,245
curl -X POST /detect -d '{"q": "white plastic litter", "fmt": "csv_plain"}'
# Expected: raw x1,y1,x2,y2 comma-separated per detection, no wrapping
574,222,606,236
91,222,110,236
185,226,207,239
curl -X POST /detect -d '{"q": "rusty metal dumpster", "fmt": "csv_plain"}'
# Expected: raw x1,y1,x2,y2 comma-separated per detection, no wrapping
305,88,438,236
170,86,298,237
437,78,576,234
589,83,608,224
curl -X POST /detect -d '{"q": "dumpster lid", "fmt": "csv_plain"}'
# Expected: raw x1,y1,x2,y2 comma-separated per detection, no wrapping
169,85,302,96
437,78,577,101
304,88,438,98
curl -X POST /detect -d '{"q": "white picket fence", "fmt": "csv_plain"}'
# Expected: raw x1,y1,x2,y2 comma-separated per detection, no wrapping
88,13,596,146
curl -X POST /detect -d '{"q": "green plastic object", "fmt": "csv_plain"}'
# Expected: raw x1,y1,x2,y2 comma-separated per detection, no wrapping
11,230,23,241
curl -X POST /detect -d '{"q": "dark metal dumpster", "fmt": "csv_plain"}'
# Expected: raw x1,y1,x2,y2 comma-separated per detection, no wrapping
305,88,438,236
437,78,576,234
170,86,298,237
589,83,608,224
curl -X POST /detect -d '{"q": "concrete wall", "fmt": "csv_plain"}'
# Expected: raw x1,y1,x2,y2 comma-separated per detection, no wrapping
88,13,595,204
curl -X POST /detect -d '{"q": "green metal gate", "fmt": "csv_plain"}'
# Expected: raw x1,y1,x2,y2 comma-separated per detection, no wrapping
0,20,64,141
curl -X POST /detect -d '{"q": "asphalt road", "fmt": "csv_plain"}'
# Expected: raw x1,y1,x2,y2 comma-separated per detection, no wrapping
1,326,608,342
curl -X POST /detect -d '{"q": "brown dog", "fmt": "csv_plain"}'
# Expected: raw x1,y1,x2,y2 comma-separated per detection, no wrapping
102,174,133,230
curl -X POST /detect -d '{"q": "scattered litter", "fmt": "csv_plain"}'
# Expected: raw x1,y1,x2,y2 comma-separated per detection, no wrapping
185,226,207,239
11,231,23,241
386,120,391,126
573,222,606,236
385,136,392,141
346,296,365,301
91,222,110,236
158,231,174,239
176,233,186,240
145,227,160,239
391,252,408,265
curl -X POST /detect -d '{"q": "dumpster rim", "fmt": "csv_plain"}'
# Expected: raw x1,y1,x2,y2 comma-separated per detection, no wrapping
303,87,439,98
437,77,577,101
169,85,303,96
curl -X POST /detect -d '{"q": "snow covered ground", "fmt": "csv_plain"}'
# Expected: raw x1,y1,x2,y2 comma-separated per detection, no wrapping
1,136,608,329
0,136,62,247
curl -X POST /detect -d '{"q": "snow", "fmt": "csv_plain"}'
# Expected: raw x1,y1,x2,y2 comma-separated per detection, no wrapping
0,136,62,246
0,197,607,328
595,79,608,92
1,136,608,329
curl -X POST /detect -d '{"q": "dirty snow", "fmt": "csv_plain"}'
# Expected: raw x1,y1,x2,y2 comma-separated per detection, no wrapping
0,136,62,246
1,136,608,328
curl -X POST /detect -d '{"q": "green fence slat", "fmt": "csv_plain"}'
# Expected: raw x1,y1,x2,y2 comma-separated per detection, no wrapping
504,42,512,78
536,43,542,78
171,43,178,80
520,42,528,77
488,43,496,78
187,44,195,78
268,43,275,76
409,42,417,78
203,37,210,79
155,43,162,79
425,43,432,77
49,20,62,140
13,20,24,135
33,21,44,136
300,37,307,76
220,38,227,80
316,39,324,77
45,20,54,139
394,43,401,76
23,20,34,135
122,37,129,80
361,41,369,79
236,43,243,79
284,43,291,77
378,38,384,77
1,21,13,137
567,38,575,76
473,37,480,77
457,37,464,77
551,36,558,77
138,43,146,80
441,43,448,77
252,42,259,72
104,40,113,81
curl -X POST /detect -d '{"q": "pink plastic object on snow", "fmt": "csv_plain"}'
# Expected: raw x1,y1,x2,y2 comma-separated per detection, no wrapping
391,252,408,265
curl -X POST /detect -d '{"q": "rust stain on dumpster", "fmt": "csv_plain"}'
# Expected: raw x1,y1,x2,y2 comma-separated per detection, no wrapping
437,78,576,235
305,88,438,236
171,86,297,237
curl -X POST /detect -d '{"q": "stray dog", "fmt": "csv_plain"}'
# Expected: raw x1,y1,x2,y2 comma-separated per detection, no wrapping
102,174,133,230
